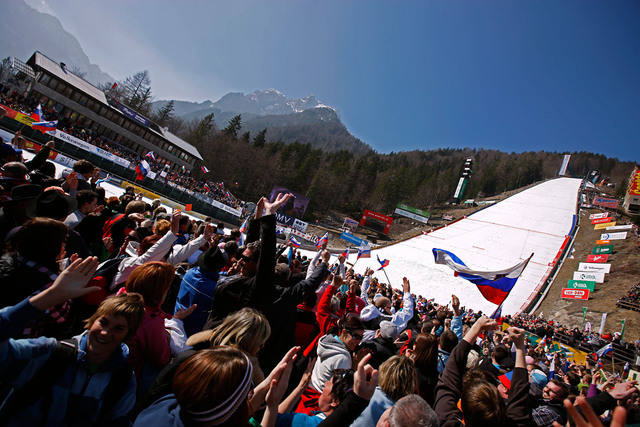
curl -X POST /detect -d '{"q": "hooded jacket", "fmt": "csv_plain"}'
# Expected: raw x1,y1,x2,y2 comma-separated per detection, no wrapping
0,303,136,427
309,334,352,392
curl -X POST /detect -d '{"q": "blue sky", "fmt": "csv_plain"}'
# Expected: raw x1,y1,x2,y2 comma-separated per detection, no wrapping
26,0,640,162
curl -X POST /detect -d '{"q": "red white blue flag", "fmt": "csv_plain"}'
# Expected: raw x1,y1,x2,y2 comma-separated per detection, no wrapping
31,120,57,134
433,248,533,306
316,232,328,250
135,160,150,181
31,104,43,121
377,255,389,270
201,165,210,173
357,245,371,259
145,151,156,161
290,237,301,248
341,248,349,259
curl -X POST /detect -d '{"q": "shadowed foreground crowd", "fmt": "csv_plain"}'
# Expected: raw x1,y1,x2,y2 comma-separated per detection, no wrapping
0,138,639,426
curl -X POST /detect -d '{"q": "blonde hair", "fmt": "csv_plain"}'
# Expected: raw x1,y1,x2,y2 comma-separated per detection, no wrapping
84,292,146,340
379,355,418,401
153,219,171,236
187,308,271,356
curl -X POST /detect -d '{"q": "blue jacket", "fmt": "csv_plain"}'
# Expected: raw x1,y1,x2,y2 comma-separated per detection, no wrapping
134,394,185,427
350,387,395,427
0,299,137,426
174,266,219,336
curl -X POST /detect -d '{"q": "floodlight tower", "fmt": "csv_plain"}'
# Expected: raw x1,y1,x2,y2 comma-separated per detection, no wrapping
451,158,474,204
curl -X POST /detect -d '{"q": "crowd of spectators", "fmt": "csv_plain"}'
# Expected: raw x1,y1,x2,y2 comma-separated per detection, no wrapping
0,111,639,424
617,283,640,311
0,88,243,210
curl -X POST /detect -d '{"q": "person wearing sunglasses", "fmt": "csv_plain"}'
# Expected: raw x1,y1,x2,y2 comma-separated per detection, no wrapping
298,316,365,414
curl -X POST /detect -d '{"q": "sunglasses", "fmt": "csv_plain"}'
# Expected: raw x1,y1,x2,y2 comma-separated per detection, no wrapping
347,330,363,340
239,254,257,263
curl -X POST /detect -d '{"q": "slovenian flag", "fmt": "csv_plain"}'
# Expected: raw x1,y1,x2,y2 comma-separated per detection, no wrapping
596,343,613,359
540,336,547,347
341,248,349,259
316,232,328,250
357,245,371,259
204,183,211,192
433,248,533,306
31,120,58,134
290,237,301,248
377,255,389,270
548,358,556,380
201,165,210,173
135,160,150,181
31,104,43,121
145,151,156,161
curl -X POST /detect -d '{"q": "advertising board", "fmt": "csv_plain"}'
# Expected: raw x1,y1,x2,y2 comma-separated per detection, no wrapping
600,232,627,241
394,204,430,223
343,217,359,232
594,222,616,230
561,288,590,300
591,217,611,225
578,263,611,273
567,280,596,291
606,225,633,231
589,213,609,219
359,209,393,235
627,167,640,196
593,197,619,209
573,271,605,284
592,245,613,254
586,254,609,263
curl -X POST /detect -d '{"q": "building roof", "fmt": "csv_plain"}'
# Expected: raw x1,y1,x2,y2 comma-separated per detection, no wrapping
162,128,203,160
27,51,109,105
26,51,202,161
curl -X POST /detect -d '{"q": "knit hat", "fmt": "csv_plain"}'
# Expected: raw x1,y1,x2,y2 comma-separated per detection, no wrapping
379,320,399,341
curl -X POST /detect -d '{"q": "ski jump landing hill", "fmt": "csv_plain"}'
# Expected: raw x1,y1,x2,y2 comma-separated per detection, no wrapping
347,177,583,316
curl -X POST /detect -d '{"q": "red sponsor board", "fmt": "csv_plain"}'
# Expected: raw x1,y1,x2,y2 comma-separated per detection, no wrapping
591,217,611,225
593,197,619,209
586,254,609,263
628,167,640,196
360,209,393,235
561,288,590,300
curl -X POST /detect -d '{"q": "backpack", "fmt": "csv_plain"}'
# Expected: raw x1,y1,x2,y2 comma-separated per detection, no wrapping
0,338,132,422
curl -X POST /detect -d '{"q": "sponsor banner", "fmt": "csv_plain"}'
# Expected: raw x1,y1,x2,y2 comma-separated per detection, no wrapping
600,232,627,241
396,204,430,218
627,167,640,196
50,130,131,168
606,224,633,231
275,225,316,242
593,197,619,209
589,212,610,219
592,245,614,254
269,185,310,219
22,140,59,161
567,280,596,291
594,222,616,230
596,239,610,245
360,209,393,235
394,207,430,224
578,263,611,273
559,154,571,176
586,254,609,263
442,214,454,221
274,212,308,232
166,181,240,216
340,231,369,247
573,271,605,284
591,217,612,225
114,103,151,127
562,288,590,300
343,217,359,233
0,104,36,126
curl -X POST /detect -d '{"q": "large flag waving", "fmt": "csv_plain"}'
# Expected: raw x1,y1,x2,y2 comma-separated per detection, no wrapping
433,248,533,306
316,232,328,250
31,120,58,134
377,255,389,270
135,160,150,181
31,104,43,121
357,245,371,260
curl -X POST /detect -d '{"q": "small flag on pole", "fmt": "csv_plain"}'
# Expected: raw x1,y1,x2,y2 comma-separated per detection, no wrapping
357,245,371,259
31,104,43,121
201,165,210,173
377,255,389,270
31,120,58,134
316,232,328,250
145,151,157,161
290,237,301,248
596,343,613,359
341,248,349,259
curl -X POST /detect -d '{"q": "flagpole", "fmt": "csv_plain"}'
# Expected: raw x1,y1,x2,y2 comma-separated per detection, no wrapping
352,257,359,268
380,267,391,287
611,351,615,376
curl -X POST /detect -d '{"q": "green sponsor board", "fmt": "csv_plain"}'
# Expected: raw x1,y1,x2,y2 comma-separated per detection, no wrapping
592,245,614,254
567,280,596,291
396,204,430,218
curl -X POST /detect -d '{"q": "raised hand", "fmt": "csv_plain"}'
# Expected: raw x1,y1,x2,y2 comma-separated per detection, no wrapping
264,193,293,216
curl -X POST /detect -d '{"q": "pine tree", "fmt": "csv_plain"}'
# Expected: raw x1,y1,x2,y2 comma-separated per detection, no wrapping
222,114,242,139
252,128,267,147
155,100,175,126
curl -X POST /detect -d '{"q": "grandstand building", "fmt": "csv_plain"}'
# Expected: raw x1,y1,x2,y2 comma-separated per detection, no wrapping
21,51,202,173
623,166,640,215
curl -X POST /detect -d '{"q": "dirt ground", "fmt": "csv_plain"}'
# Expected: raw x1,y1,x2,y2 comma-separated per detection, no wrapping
535,208,640,341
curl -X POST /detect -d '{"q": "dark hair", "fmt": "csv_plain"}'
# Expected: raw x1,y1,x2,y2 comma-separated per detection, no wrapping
548,379,570,400
246,240,261,260
461,379,505,426
138,235,163,255
330,369,355,403
11,218,68,269
492,345,510,364
412,333,438,371
75,190,98,207
73,159,95,175
335,315,364,336
439,330,458,353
